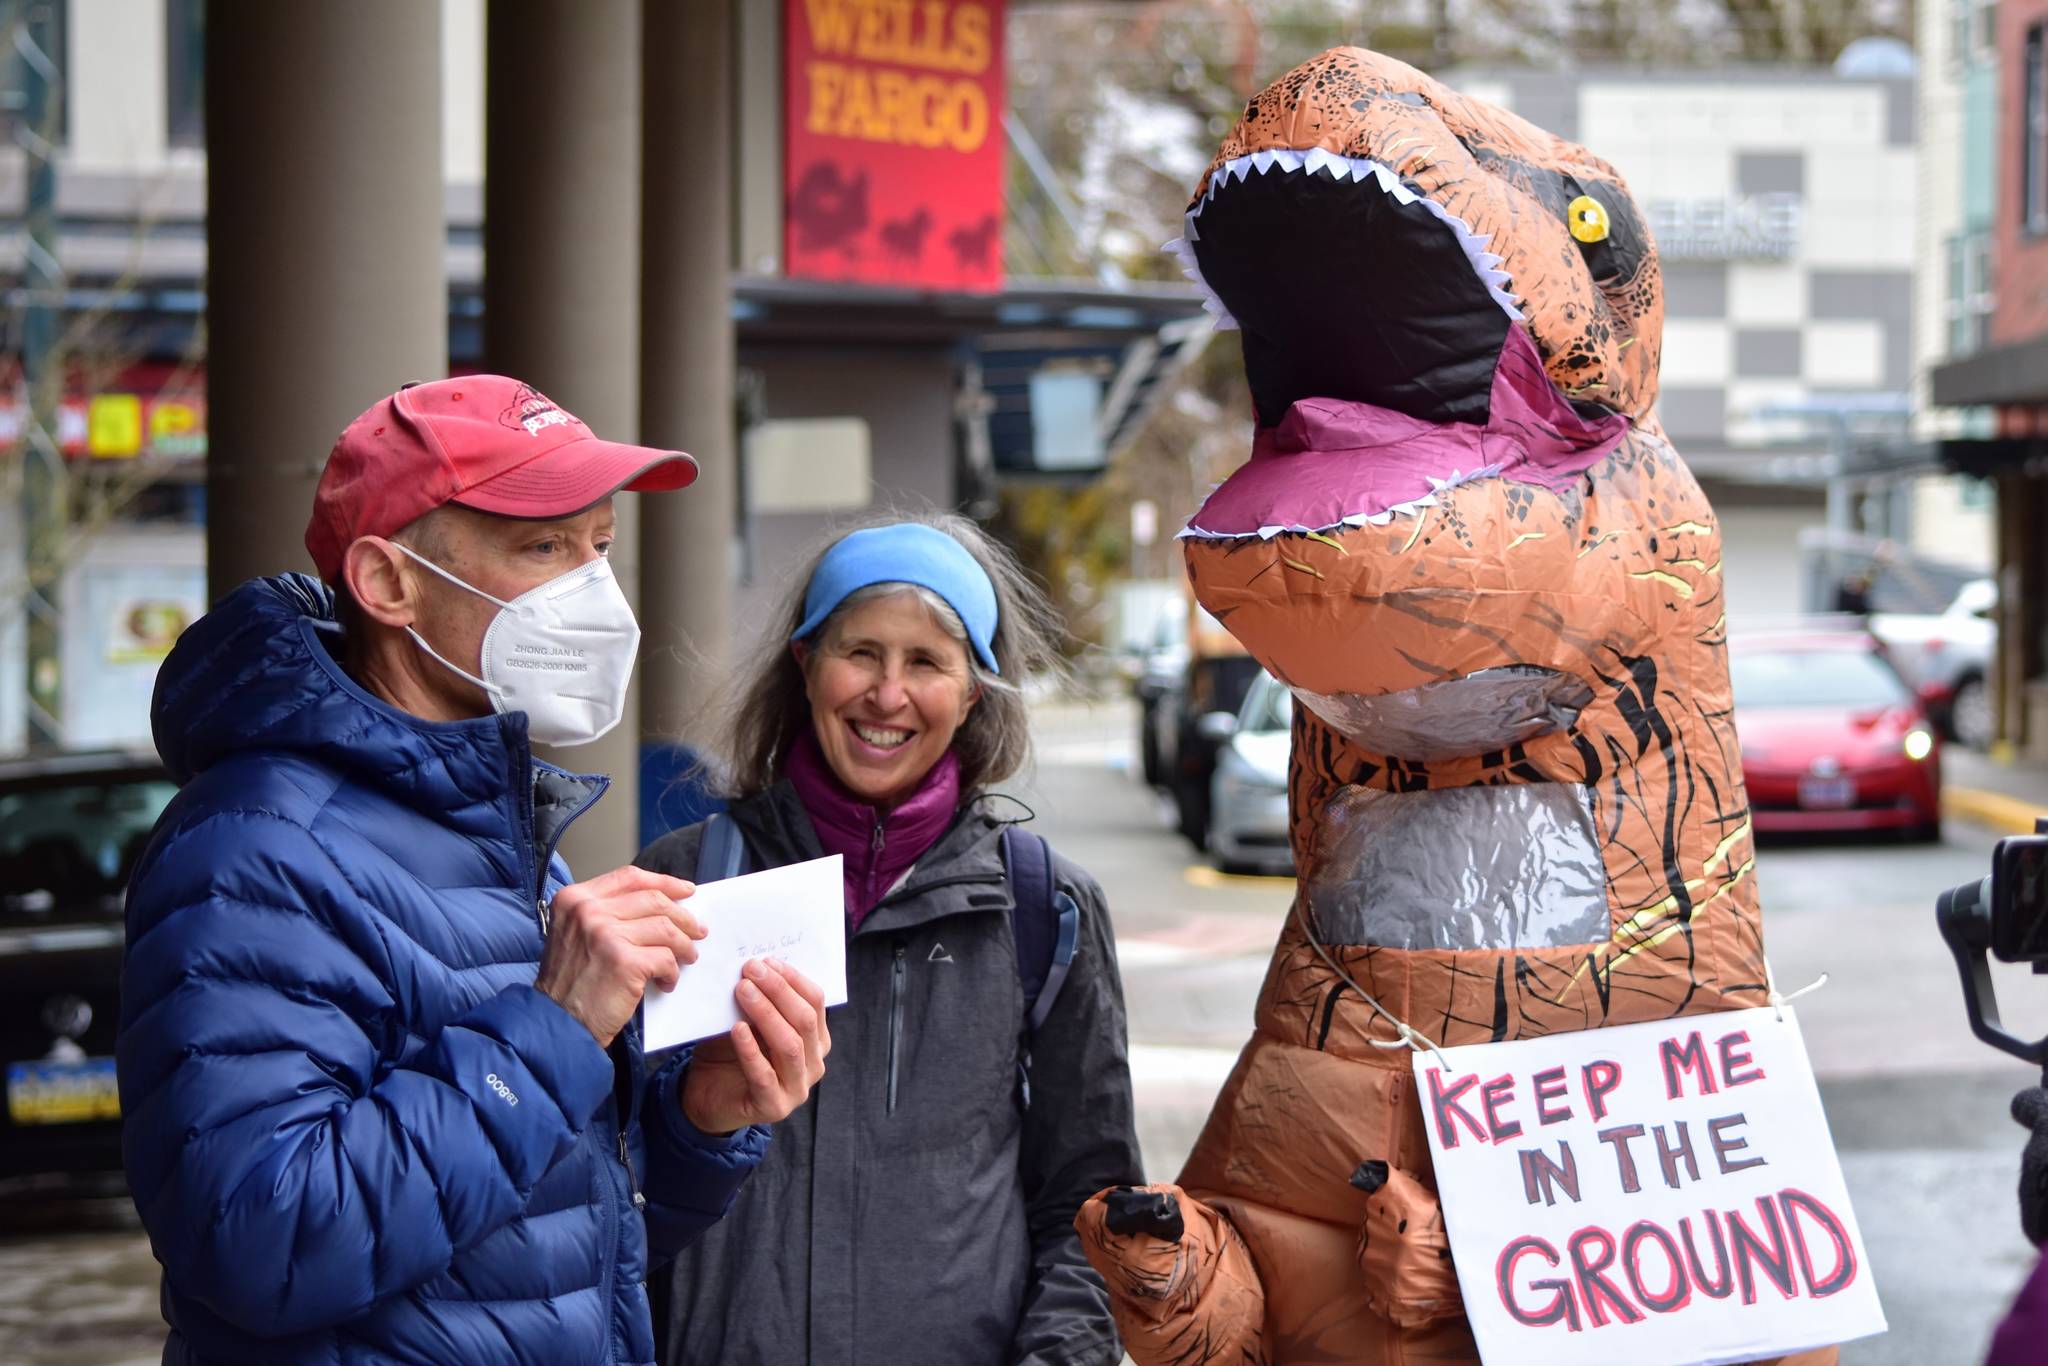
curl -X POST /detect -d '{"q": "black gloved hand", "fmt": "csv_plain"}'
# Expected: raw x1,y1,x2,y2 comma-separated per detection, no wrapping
2014,1086,2048,1247
1102,1187,1185,1243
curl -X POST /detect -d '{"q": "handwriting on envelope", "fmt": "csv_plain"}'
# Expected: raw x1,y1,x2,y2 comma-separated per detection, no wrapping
641,854,848,1052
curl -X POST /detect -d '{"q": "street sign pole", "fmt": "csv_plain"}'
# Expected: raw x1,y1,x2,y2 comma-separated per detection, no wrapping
16,0,65,749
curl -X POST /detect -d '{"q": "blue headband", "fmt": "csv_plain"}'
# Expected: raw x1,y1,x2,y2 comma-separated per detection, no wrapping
792,524,1001,673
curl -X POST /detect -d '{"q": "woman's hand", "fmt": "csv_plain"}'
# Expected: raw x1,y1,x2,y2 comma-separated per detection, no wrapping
680,959,832,1135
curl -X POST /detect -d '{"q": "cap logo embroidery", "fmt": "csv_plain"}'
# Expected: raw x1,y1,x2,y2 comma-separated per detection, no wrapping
501,386,574,437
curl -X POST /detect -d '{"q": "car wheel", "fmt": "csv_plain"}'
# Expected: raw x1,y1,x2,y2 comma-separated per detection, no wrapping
1139,711,1164,787
1904,818,1944,845
1176,782,1210,850
1950,674,1993,751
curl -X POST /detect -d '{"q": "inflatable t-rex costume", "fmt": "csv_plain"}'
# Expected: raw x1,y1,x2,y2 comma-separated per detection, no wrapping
1077,49,1833,1365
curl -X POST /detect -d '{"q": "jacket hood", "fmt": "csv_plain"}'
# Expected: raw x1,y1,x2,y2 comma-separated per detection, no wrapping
152,574,531,807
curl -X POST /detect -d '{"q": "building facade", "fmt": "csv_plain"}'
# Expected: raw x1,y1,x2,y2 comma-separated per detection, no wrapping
1931,0,2048,757
0,0,1205,777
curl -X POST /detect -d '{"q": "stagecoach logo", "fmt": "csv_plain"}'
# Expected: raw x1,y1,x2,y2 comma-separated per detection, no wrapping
500,386,578,438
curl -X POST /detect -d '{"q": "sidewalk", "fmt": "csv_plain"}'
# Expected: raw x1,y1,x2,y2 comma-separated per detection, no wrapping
1944,746,2048,835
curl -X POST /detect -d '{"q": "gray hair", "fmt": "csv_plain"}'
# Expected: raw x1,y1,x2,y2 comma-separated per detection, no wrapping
708,510,1067,798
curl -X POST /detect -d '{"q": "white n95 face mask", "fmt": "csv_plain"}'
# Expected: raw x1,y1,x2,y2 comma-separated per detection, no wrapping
395,545,640,747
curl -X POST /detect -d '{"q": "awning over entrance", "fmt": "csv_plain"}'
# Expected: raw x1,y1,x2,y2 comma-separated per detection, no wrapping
1930,334,2048,408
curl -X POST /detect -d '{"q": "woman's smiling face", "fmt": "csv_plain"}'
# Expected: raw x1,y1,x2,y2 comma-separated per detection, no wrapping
801,590,980,809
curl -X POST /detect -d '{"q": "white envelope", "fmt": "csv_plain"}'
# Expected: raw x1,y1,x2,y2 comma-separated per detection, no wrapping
640,854,848,1052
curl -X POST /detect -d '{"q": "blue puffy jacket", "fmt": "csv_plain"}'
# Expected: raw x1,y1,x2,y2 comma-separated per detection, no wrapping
118,574,768,1366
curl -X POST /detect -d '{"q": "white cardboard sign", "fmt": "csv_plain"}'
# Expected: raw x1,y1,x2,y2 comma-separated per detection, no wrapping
1413,1006,1885,1364
640,854,848,1052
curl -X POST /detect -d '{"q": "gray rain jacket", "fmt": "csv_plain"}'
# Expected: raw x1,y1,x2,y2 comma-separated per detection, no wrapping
638,781,1142,1366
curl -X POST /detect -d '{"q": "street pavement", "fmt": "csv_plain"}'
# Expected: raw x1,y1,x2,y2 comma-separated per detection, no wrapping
1,698,2042,1364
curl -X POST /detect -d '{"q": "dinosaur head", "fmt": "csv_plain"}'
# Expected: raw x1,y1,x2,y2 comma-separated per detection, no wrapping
1175,47,1662,431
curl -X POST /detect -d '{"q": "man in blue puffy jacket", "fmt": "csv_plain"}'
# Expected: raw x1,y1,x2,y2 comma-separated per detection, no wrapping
118,376,831,1366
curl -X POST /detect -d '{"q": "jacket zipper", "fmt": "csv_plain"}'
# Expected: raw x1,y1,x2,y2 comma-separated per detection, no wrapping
868,819,886,911
887,940,907,1114
617,1128,645,1209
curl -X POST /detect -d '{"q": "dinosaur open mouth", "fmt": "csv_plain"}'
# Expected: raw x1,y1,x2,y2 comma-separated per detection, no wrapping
1173,152,1629,542
1172,149,1520,428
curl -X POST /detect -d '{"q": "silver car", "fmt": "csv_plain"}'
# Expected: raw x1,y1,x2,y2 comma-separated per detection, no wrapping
1199,671,1294,875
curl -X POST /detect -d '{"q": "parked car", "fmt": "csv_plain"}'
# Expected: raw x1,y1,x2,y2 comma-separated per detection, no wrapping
1869,577,1996,750
1731,630,1942,841
0,750,175,1181
1202,671,1295,875
1164,650,1264,850
1132,631,1189,788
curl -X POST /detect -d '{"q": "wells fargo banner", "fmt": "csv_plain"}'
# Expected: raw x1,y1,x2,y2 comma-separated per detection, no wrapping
784,0,1006,292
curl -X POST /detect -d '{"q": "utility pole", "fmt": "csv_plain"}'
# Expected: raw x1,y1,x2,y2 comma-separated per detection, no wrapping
16,0,64,749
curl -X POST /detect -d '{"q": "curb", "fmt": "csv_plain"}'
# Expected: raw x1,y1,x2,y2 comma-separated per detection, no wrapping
1943,785,2046,836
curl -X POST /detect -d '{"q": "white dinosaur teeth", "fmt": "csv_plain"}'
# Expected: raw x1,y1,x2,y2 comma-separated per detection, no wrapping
1179,490,1461,542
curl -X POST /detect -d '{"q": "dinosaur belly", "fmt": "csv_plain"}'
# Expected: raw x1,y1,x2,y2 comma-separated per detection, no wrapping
1305,782,1609,951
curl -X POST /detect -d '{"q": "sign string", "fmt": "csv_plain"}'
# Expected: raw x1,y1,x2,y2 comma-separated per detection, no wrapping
1291,893,1451,1069
1764,957,1829,1022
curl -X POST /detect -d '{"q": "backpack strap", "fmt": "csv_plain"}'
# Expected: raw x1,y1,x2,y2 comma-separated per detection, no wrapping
1001,826,1083,1110
695,812,750,884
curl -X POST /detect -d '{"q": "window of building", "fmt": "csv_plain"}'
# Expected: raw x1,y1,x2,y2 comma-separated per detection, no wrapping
1947,229,1995,355
166,0,205,147
1952,0,1998,67
0,0,67,146
2026,25,2048,235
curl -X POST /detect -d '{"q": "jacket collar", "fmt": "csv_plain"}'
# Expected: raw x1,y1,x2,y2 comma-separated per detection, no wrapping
152,574,602,852
730,781,1019,937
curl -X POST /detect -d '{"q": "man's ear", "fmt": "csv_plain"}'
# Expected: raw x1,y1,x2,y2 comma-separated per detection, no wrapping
341,537,418,628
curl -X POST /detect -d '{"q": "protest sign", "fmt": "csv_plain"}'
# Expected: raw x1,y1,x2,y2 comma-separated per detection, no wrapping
1415,1006,1884,1364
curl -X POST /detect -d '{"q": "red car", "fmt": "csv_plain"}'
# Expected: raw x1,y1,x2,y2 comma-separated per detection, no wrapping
1732,630,1943,840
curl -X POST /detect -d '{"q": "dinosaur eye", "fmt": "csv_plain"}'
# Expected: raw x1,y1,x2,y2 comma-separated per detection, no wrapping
1567,195,1610,244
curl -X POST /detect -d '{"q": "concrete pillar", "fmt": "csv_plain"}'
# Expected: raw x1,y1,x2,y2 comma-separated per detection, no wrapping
485,0,645,872
205,2,446,599
639,0,738,743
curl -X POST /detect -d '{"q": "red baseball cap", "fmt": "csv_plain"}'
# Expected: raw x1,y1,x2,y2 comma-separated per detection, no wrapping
304,375,698,581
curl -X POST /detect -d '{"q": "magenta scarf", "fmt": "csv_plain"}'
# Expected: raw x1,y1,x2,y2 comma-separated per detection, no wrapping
786,728,962,931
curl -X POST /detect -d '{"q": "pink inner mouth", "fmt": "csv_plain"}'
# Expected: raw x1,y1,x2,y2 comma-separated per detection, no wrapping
1183,327,1628,539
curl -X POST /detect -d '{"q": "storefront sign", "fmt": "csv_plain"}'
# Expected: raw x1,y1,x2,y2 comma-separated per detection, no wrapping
0,393,206,460
1646,193,1802,261
783,0,1006,291
108,597,193,664
1416,1006,1884,1365
147,397,207,458
88,394,145,458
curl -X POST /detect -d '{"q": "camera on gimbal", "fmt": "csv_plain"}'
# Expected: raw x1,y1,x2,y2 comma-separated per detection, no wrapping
1938,824,2048,1066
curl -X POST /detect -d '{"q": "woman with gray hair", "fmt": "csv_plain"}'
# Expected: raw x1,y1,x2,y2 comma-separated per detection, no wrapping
640,513,1141,1366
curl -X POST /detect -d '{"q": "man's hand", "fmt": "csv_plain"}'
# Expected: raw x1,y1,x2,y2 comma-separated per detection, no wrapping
681,959,831,1136
535,867,704,1047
